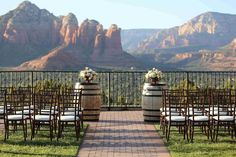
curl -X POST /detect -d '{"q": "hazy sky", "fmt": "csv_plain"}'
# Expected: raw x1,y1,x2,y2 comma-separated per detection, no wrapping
1,0,236,29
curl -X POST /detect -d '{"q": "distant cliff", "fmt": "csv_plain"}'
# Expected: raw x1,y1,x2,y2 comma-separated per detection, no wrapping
0,1,144,70
121,29,160,53
128,12,236,70
137,12,236,51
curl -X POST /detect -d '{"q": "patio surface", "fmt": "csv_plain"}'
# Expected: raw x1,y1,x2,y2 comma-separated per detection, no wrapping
78,111,170,157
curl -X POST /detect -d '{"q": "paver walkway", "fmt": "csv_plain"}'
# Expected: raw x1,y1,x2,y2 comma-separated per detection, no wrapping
78,111,171,157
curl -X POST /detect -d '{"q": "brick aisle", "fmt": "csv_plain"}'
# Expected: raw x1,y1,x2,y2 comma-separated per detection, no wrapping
78,111,171,157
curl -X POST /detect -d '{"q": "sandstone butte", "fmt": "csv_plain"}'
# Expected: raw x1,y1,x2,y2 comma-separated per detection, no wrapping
0,1,142,70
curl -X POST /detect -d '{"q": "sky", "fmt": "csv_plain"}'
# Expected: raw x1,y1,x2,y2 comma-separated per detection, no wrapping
1,0,236,29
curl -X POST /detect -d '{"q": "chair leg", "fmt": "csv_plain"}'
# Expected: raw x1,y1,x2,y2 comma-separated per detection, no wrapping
4,121,9,141
50,121,53,141
228,126,230,135
160,117,162,130
31,121,35,140
20,120,26,141
81,119,84,129
178,126,181,133
22,120,26,141
231,124,234,139
75,121,80,141
187,122,190,142
165,121,168,139
26,119,28,137
167,123,171,141
215,121,219,142
57,121,61,141
212,120,215,142
191,124,194,143
54,116,57,134
162,121,166,135
209,123,213,141
183,125,186,140
234,123,236,139
185,122,188,141
13,121,17,132
207,123,210,140
189,122,192,142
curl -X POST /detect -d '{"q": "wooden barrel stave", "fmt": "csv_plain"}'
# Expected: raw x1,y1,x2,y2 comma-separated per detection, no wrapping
76,83,101,121
142,83,166,122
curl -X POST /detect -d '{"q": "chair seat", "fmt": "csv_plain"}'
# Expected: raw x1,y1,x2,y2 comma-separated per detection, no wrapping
160,107,179,112
186,111,204,116
205,107,223,112
16,110,33,115
0,109,5,114
7,115,29,120
182,108,204,112
161,112,179,116
210,111,228,116
33,115,54,121
228,108,236,112
41,109,58,115
58,115,79,121
165,116,186,122
0,104,10,109
213,116,234,121
63,111,82,116
24,105,34,109
67,107,84,111
189,116,209,121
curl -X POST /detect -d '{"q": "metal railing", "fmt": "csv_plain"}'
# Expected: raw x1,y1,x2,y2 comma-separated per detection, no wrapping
1,71,236,109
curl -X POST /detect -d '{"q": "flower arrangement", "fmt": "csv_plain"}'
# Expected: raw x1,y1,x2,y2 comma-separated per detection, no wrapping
145,68,163,85
79,67,97,83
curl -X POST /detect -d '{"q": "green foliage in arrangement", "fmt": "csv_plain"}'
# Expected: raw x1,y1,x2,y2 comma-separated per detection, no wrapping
155,124,236,157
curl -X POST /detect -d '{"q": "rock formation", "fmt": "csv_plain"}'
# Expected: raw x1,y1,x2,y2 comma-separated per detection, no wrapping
130,12,236,71
137,12,236,51
0,1,143,70
60,13,78,45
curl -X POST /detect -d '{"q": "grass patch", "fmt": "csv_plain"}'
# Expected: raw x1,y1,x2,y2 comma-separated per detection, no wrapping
155,124,236,157
0,124,88,157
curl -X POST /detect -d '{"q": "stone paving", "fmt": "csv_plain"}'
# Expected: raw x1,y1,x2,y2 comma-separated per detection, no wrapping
78,111,171,157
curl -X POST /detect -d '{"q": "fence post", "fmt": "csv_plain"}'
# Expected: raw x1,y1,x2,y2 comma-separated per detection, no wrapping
31,71,34,91
108,72,111,111
187,72,189,90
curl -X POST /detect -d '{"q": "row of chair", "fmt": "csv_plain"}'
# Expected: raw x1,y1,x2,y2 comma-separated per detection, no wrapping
160,89,236,142
0,87,83,141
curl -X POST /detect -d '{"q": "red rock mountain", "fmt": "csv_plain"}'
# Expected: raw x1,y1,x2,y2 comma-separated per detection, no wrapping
137,12,236,51
128,12,236,70
222,38,236,53
0,1,143,70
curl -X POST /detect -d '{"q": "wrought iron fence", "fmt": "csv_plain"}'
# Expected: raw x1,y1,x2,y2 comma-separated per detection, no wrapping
1,71,236,109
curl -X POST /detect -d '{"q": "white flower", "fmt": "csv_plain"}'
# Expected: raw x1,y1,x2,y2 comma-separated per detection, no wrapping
145,68,163,82
80,67,97,82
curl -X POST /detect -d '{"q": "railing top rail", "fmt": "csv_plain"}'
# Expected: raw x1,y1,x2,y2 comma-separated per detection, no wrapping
1,70,236,73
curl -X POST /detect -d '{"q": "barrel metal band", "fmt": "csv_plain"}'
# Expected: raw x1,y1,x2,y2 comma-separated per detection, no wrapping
143,114,160,117
142,95,162,97
82,94,101,96
84,114,100,116
84,109,100,111
142,109,160,111
145,89,162,91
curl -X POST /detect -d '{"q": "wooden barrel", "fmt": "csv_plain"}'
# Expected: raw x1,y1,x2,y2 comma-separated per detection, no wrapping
141,82,167,122
75,82,101,121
